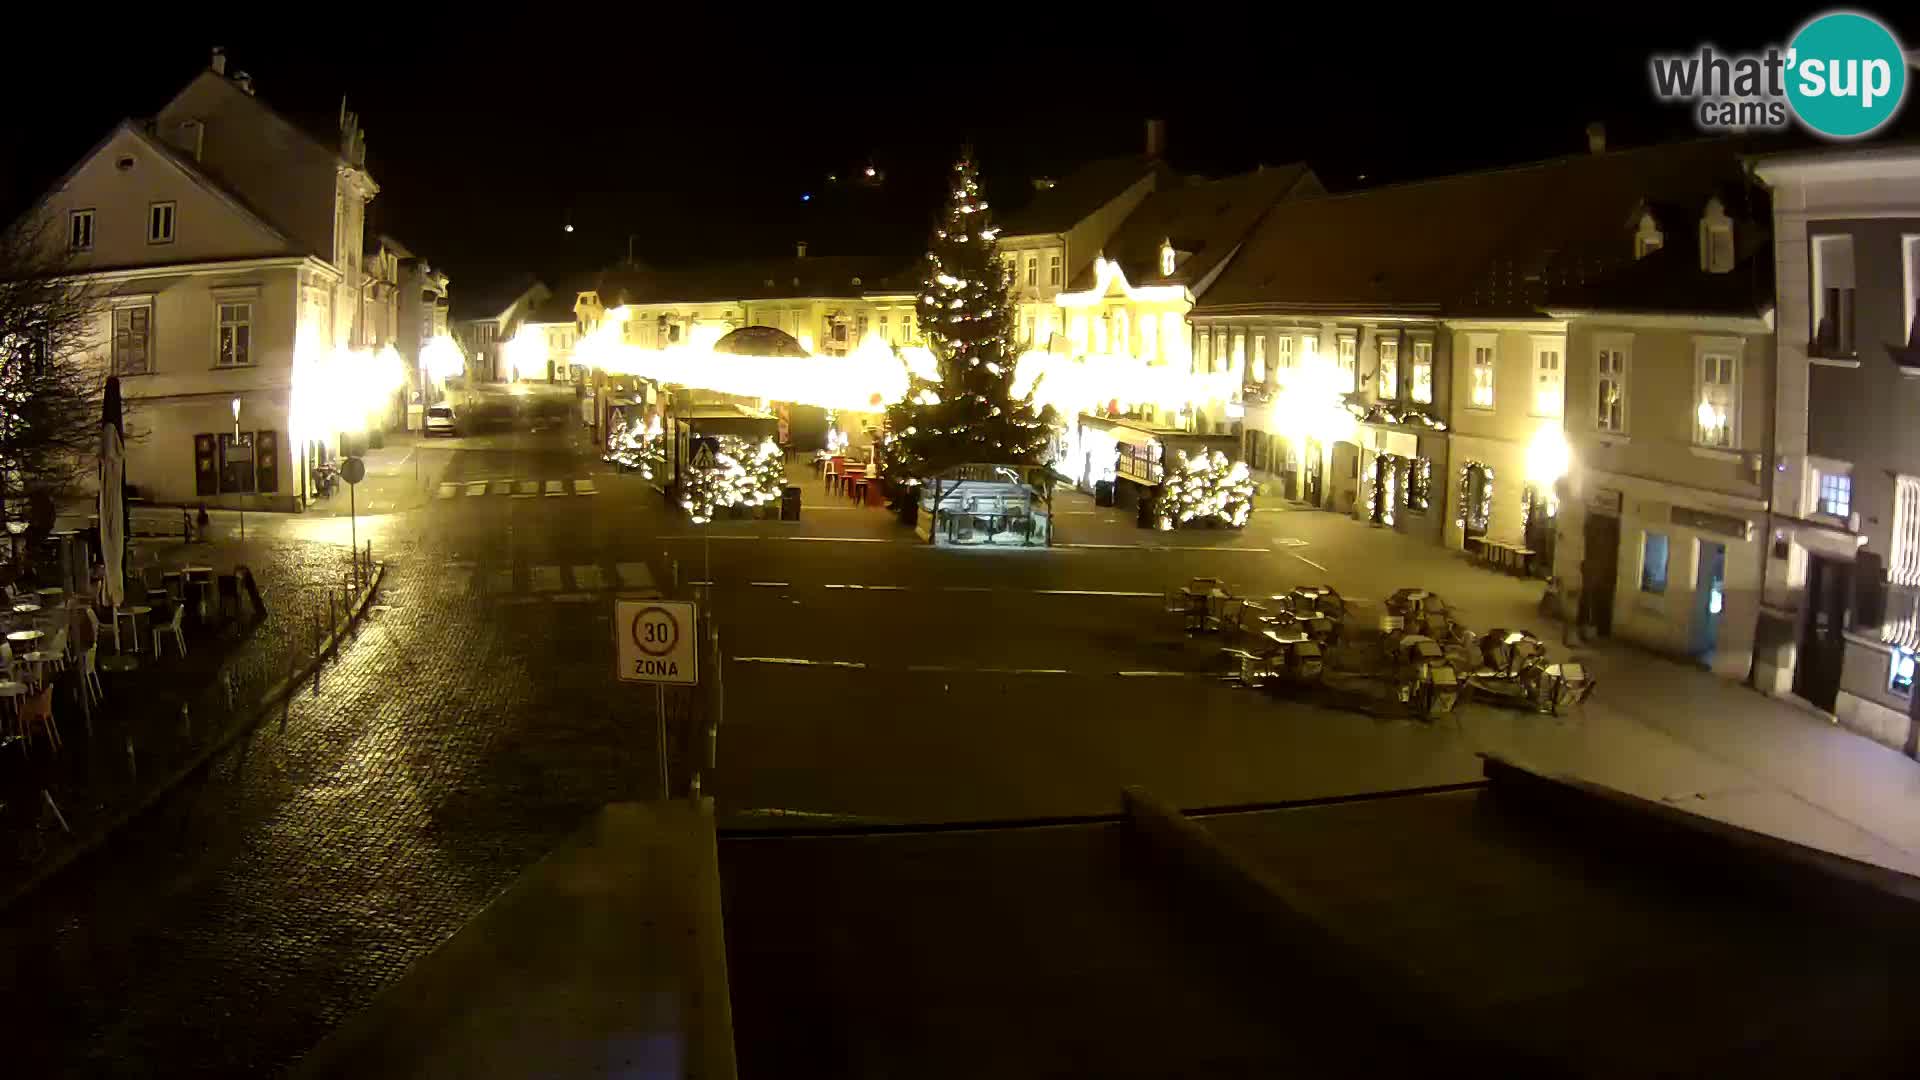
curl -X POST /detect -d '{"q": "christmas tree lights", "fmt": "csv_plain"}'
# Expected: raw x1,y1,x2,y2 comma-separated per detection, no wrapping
1157,449,1255,530
884,153,1056,486
679,435,785,524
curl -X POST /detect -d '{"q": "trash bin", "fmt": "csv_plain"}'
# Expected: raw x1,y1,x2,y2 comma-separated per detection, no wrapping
781,485,802,521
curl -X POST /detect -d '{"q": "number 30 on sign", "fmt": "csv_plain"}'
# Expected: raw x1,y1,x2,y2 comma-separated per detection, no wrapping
615,599,698,685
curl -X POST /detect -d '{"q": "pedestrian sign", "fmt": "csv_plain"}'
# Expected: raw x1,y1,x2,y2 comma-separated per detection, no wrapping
616,599,698,684
689,438,717,470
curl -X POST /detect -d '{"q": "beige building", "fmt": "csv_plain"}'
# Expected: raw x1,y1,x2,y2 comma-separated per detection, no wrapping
26,50,380,510
454,277,550,382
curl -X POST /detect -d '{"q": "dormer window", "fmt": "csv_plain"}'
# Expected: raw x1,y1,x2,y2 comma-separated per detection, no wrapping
1633,211,1664,259
1159,240,1176,277
1699,197,1734,274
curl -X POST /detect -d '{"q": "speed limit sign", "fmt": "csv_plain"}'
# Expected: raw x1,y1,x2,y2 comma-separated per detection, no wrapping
615,599,698,685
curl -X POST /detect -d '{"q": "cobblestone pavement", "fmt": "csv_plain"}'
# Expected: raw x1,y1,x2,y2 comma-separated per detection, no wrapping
0,467,665,1076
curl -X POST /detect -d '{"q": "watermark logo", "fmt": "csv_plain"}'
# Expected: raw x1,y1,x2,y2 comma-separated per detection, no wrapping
1650,10,1909,139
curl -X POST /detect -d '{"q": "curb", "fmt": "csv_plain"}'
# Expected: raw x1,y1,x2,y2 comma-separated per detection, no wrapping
0,561,387,916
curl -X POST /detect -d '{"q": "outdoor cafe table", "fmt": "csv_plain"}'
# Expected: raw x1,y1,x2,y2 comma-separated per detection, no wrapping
11,603,39,615
7,628,45,648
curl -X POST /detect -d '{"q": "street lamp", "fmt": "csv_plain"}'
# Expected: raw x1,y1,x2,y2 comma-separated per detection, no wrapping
231,397,241,440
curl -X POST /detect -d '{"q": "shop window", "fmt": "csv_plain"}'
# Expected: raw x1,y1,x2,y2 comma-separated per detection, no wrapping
1405,457,1431,511
1377,337,1398,399
1641,531,1670,594
1893,650,1916,696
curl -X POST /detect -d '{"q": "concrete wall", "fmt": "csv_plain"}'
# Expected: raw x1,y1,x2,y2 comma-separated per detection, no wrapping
47,126,289,268
83,263,307,508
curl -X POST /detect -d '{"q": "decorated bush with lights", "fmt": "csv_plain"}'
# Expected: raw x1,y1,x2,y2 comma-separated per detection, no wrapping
604,415,666,478
1156,449,1255,530
679,435,784,524
883,152,1054,488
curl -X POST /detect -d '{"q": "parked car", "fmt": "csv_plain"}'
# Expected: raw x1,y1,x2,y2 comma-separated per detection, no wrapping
424,405,458,437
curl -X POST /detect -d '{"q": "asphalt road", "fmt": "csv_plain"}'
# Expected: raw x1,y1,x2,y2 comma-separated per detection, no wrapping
0,424,1527,1075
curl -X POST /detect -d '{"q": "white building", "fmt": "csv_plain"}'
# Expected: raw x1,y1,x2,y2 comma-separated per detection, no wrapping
24,50,381,510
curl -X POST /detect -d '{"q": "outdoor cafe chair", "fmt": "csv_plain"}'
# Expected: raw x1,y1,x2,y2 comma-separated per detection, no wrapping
154,604,187,660
87,607,117,653
80,644,103,704
18,683,58,753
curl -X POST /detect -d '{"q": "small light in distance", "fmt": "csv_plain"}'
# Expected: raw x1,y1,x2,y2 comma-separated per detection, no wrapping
864,166,876,177
801,193,811,202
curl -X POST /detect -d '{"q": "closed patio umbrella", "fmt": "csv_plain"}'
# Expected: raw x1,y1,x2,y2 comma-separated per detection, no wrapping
99,376,125,612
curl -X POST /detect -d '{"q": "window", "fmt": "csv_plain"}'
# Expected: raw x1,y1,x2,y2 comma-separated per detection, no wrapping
1275,334,1294,372
1114,309,1129,355
1336,333,1357,391
1405,457,1431,511
1596,339,1628,433
1194,328,1210,373
1213,328,1230,373
1893,476,1920,588
1700,199,1734,273
1818,472,1852,518
1231,330,1245,375
1694,343,1738,448
68,209,94,251
1410,340,1433,404
1024,315,1035,344
1812,233,1856,356
1893,650,1916,696
1531,338,1562,417
148,201,175,244
1469,335,1496,409
1004,257,1018,286
1640,532,1670,594
219,432,256,494
1025,256,1037,287
217,303,252,367
1252,335,1267,385
1048,254,1062,286
1300,333,1319,363
1377,337,1398,399
112,305,151,375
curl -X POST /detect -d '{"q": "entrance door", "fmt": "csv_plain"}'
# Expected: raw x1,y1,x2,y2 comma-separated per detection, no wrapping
1302,439,1323,507
1796,554,1850,711
1581,511,1621,636
1691,540,1727,660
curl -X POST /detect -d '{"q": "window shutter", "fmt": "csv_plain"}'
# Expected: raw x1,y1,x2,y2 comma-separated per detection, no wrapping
256,430,280,494
1894,477,1920,587
194,434,218,496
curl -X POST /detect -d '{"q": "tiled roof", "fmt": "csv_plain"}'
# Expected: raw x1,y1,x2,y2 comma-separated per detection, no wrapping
1198,139,1768,319
998,155,1169,237
1064,164,1315,295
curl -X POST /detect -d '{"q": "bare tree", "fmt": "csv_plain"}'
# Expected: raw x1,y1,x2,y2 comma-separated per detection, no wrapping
0,215,109,534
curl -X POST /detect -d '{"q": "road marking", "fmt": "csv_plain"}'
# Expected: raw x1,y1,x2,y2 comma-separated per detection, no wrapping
866,584,907,591
574,478,597,495
941,586,993,593
788,536,890,543
736,656,818,665
572,565,606,591
436,483,459,499
615,562,653,589
465,481,489,496
544,480,564,496
1117,670,1186,678
529,565,563,592
1292,553,1330,572
1058,543,1134,550
515,480,539,496
491,479,514,496
907,664,960,672
829,660,867,669
1274,538,1308,547
749,581,790,588
1014,668,1070,675
1034,589,1160,598
1155,545,1270,554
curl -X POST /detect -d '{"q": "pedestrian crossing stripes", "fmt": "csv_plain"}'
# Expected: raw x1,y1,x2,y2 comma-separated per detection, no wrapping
436,477,602,500
446,559,657,598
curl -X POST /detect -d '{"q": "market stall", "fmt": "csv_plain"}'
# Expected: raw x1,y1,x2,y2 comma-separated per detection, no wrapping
1070,413,1243,528
915,464,1053,548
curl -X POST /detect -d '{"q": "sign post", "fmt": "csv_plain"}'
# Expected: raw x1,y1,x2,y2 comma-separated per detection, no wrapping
341,455,367,589
616,598,699,798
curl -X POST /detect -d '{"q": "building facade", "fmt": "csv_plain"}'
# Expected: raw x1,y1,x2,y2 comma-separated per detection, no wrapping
1753,147,1920,750
27,51,381,510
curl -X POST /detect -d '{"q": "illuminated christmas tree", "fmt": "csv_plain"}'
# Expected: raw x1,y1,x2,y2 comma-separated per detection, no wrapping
884,151,1054,486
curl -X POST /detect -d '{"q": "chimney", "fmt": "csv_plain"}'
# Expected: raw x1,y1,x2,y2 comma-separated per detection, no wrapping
234,71,255,96
1145,118,1167,159
210,47,227,76
796,241,808,258
1586,122,1606,155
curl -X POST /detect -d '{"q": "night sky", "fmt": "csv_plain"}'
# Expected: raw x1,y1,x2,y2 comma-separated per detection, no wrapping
4,12,1915,309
